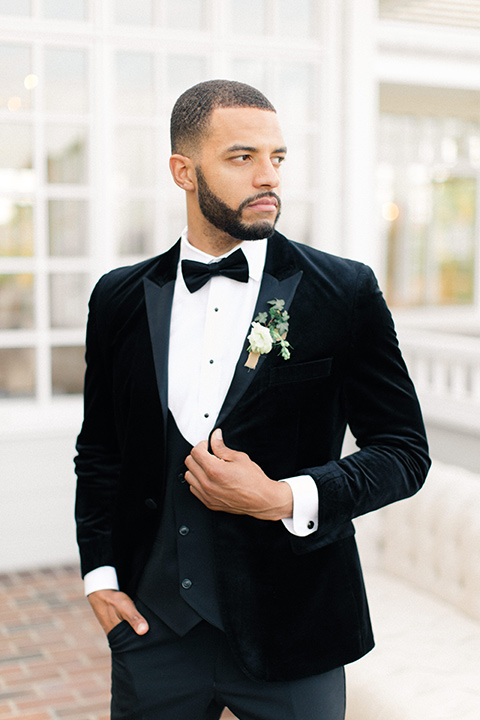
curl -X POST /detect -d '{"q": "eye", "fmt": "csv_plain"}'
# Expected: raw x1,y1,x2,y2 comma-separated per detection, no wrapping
234,154,251,162
272,155,286,166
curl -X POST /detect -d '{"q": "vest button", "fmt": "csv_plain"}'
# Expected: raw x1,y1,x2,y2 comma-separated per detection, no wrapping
181,578,192,589
179,525,189,536
144,498,157,510
178,473,186,484
307,520,315,530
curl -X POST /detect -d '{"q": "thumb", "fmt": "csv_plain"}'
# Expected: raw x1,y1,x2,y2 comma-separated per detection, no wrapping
126,606,149,635
210,428,234,461
118,595,149,635
88,589,149,636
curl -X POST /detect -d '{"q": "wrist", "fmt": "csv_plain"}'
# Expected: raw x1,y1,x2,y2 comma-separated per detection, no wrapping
275,480,294,520
257,480,293,521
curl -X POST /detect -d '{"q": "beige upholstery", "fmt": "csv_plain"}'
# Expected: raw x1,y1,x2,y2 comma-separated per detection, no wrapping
346,461,480,719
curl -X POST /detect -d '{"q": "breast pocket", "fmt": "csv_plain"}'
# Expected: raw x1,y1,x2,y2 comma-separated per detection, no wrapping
268,357,332,387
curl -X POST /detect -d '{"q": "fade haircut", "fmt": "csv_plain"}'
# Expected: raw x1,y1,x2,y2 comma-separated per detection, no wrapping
170,79,276,156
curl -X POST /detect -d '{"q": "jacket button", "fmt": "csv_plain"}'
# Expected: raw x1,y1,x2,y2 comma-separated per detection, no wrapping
144,498,157,510
179,525,189,536
181,578,192,589
178,473,186,484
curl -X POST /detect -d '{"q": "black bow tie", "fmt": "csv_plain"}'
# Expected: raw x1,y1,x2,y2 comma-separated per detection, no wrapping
181,248,249,293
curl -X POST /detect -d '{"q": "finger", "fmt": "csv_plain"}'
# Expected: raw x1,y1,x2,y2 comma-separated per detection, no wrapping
187,440,210,469
209,428,235,461
188,481,213,507
184,453,211,487
89,590,149,636
122,600,149,635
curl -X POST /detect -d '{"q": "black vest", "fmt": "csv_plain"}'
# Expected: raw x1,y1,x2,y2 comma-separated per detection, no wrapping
136,413,223,635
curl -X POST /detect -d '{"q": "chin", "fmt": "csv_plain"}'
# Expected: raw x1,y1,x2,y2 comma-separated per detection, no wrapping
237,221,277,241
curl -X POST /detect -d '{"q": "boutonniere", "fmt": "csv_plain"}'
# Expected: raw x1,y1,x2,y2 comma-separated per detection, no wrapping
245,298,292,370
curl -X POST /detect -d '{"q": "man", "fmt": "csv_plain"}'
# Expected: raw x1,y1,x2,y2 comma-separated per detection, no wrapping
75,79,430,720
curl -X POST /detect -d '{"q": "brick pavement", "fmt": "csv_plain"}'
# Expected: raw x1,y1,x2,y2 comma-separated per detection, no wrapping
0,565,236,720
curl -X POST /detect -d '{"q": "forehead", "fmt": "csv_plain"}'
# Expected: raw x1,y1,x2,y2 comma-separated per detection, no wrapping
204,107,284,153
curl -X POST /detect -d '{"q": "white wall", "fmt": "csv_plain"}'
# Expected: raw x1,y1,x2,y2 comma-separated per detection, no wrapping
0,401,82,572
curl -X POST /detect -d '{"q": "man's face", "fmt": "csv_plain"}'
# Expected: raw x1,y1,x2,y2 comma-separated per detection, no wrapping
194,107,286,241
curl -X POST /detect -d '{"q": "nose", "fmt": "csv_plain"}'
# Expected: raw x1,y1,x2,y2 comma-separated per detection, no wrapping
253,158,281,190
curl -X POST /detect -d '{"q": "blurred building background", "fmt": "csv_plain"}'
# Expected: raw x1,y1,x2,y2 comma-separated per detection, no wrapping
0,0,479,572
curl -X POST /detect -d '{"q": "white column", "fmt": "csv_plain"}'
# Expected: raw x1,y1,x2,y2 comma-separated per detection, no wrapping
341,0,379,277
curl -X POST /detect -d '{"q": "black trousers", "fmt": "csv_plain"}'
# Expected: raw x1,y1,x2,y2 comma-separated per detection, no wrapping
108,600,345,720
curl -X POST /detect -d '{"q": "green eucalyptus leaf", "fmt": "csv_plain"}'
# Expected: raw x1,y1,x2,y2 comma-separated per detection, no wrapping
255,311,268,324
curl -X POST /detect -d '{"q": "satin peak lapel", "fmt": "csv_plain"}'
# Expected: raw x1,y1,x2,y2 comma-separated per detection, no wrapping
143,242,180,431
215,266,303,429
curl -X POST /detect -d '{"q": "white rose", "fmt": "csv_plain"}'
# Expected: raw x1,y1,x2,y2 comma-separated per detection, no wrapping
247,322,273,355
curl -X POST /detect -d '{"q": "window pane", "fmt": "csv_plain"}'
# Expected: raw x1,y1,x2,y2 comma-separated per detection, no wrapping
43,0,86,20
48,200,88,256
0,44,33,111
52,346,85,394
281,133,312,192
167,56,207,104
0,273,34,329
229,0,265,35
49,273,89,328
168,203,187,249
0,199,33,256
46,125,88,184
0,347,35,398
278,202,313,246
166,0,205,30
0,124,34,193
277,0,313,38
379,113,480,307
44,47,88,114
115,127,155,188
115,52,155,116
113,0,153,25
116,199,155,255
231,58,266,91
276,62,315,122
0,0,30,16
430,177,475,305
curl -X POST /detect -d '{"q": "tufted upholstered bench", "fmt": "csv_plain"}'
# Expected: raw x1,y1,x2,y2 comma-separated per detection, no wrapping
345,460,480,720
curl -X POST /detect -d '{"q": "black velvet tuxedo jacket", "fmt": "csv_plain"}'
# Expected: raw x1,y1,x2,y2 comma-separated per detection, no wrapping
75,231,430,681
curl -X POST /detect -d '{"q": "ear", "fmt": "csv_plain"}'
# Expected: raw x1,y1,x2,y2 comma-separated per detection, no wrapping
169,154,196,191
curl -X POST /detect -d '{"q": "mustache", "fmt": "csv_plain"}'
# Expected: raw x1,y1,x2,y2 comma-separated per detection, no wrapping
238,191,281,213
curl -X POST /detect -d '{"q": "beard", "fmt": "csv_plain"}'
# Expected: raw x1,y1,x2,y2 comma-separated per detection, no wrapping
195,166,281,241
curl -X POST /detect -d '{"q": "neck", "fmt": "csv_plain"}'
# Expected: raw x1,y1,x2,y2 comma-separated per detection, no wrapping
186,207,242,257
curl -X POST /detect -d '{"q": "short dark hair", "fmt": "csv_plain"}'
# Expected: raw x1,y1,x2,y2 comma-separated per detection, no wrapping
170,79,276,155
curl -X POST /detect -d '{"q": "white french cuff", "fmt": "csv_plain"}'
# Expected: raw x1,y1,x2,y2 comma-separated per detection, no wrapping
280,475,319,537
84,565,119,596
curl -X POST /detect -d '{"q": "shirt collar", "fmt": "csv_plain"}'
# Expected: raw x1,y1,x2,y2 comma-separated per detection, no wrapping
179,227,267,283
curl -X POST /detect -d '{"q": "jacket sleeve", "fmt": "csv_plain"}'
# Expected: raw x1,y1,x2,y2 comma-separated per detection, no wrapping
295,264,431,550
74,279,122,578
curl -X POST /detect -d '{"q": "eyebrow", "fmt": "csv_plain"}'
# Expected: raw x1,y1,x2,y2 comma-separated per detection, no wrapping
225,144,287,155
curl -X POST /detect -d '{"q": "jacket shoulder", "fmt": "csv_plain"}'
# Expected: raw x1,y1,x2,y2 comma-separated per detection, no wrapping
90,241,180,314
272,231,376,292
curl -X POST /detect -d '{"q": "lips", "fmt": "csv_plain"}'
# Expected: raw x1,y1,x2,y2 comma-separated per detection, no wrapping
247,197,278,211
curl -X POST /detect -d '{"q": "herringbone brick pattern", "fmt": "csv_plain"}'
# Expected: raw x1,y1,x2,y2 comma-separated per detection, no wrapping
0,565,236,720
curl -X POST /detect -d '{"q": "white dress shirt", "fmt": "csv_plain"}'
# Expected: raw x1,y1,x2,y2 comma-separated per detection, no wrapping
84,230,318,596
